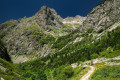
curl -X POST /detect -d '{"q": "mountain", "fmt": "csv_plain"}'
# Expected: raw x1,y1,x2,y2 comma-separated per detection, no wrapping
0,6,87,62
35,6,64,29
0,6,82,63
83,0,120,31
0,0,120,80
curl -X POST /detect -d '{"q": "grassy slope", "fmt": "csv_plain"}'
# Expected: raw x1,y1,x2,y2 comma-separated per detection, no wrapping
91,65,120,80
0,58,20,80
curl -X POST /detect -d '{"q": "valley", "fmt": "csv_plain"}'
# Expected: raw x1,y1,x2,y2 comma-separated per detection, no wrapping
0,0,120,80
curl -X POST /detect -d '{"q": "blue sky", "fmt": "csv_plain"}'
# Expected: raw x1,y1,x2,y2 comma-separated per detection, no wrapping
0,0,103,23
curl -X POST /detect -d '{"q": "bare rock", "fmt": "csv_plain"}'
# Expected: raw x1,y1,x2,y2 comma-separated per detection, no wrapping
63,15,86,24
83,0,120,31
35,6,64,29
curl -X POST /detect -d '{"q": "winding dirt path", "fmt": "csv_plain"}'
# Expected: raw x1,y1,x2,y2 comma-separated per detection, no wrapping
71,55,120,80
79,56,120,80
80,66,95,80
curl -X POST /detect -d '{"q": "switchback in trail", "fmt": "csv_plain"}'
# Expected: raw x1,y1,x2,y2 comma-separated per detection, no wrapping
80,66,95,80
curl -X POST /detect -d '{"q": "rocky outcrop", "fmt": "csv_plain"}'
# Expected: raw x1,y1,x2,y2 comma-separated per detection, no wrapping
0,18,46,56
83,0,120,31
63,15,86,24
0,39,11,61
35,6,64,29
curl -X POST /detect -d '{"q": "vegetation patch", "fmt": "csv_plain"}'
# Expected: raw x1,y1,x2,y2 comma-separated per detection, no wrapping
0,58,20,80
91,65,120,80
40,35,55,45
87,29,94,33
52,29,79,50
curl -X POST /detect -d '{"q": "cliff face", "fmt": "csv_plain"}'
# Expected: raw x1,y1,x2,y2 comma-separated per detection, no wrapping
35,6,64,29
83,0,120,31
0,17,56,58
0,19,40,55
0,39,11,61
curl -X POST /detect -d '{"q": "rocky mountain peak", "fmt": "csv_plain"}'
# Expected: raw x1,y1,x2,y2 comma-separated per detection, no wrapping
83,0,120,31
35,6,64,29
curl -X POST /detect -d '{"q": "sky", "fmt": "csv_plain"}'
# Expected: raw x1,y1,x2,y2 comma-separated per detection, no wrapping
0,0,103,24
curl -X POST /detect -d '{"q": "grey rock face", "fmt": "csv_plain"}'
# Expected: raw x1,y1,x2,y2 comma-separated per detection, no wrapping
0,18,42,55
83,0,120,31
63,15,86,24
35,6,64,29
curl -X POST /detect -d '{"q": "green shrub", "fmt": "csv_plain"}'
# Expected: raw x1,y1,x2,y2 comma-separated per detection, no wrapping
40,35,55,45
87,29,94,33
51,66,74,80
61,66,74,78
91,53,99,59
55,74,67,80
20,69,47,80
52,30,79,49
0,58,20,80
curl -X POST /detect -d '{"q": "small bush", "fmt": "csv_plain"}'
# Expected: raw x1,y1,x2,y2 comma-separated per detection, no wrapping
21,69,47,80
61,66,74,78
87,29,94,33
40,35,55,45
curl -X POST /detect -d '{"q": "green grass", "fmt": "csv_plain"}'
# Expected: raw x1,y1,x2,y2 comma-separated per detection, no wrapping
100,49,120,58
0,58,13,69
0,58,20,80
107,59,120,63
91,65,120,80
95,62,105,68
69,67,90,80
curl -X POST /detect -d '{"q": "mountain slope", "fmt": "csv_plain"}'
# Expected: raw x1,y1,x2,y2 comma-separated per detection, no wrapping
35,6,64,29
30,0,120,67
0,58,20,80
83,0,120,31
1,0,120,80
0,6,78,63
